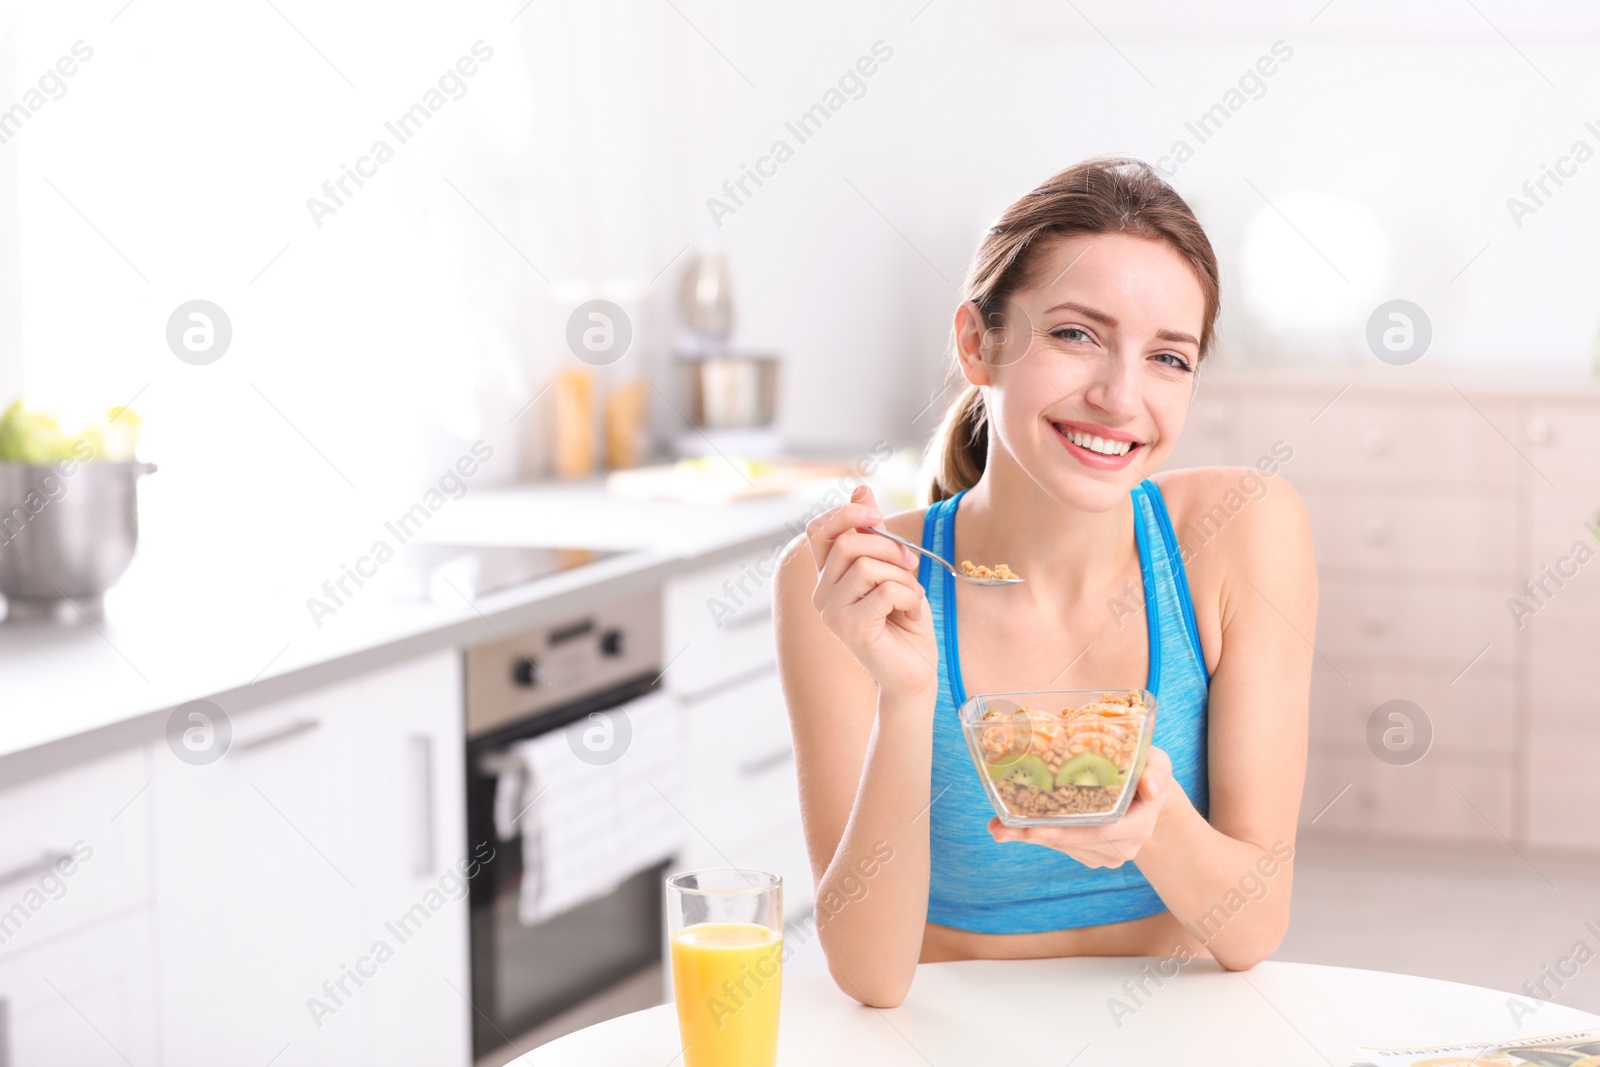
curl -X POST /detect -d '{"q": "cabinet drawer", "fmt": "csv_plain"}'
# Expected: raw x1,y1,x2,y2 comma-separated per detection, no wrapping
681,666,797,854
1528,594,1600,734
1520,401,1600,495
1303,490,1516,577
1164,394,1309,472
0,747,151,957
665,549,780,697
1300,752,1514,845
1318,580,1515,668
1525,728,1600,852
684,751,799,869
1528,486,1600,597
0,906,158,1066
722,813,815,917
679,813,813,919
1310,662,1514,756
1284,397,1520,489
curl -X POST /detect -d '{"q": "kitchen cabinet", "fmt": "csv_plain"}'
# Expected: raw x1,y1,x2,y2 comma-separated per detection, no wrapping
154,650,469,1066
0,909,159,1066
1522,400,1600,852
677,664,812,918
350,653,472,1066
0,746,153,957
662,542,781,697
664,550,813,920
1165,374,1600,854
0,746,157,1066
153,674,369,1064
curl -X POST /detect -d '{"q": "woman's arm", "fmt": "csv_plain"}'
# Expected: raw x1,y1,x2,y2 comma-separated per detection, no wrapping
990,469,1315,969
773,486,940,1007
1136,472,1314,967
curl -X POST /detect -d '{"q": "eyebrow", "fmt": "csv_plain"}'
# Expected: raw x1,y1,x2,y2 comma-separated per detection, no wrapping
1041,301,1199,347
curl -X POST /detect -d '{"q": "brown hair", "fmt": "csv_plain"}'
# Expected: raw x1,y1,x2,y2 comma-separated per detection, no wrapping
924,156,1220,504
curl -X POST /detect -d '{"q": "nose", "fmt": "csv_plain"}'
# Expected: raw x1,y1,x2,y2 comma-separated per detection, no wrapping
1080,348,1141,421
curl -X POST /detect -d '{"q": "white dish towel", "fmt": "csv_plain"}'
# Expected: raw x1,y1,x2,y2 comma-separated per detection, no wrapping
492,688,686,925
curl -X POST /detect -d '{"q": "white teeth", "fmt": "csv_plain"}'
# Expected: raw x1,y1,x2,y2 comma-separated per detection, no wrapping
1062,427,1132,456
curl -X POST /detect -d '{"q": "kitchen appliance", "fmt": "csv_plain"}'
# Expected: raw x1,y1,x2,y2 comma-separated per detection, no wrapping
671,251,784,457
671,351,783,458
464,586,673,1058
681,351,779,430
397,544,618,604
0,459,157,622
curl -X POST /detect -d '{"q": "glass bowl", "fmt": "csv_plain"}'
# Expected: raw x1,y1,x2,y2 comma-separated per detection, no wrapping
958,689,1158,827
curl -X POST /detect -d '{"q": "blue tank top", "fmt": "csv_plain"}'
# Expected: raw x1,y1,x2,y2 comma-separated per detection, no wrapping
920,480,1211,934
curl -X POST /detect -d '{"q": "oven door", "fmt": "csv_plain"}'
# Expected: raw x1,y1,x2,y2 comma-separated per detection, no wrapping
465,672,677,1058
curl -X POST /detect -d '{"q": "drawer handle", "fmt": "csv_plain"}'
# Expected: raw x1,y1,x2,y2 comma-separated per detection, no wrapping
1361,517,1390,546
0,851,74,890
1525,417,1553,446
411,735,436,877
1360,428,1389,456
682,661,778,705
235,719,320,753
738,745,794,777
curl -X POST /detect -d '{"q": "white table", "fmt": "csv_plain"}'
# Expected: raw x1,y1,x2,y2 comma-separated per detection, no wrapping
520,957,1600,1065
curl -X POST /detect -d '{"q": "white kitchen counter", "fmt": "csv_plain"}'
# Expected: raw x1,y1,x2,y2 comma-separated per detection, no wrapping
0,476,847,778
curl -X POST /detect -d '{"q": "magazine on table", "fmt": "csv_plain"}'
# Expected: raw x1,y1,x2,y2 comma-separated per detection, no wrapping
1352,1027,1600,1066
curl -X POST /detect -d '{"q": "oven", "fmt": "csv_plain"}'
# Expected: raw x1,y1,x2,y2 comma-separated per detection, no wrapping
463,586,674,1060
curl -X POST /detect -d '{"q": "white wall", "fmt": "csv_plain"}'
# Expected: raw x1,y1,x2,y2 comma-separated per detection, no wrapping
0,7,20,405
672,0,1600,451
6,0,1600,499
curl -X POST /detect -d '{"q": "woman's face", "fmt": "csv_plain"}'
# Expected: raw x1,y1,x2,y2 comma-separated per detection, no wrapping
955,232,1207,512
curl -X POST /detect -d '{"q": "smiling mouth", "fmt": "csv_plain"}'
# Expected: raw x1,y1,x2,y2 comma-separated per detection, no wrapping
1050,421,1142,458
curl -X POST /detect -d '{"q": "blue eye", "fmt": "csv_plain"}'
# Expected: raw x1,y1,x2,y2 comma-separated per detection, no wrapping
1051,327,1092,343
1152,352,1194,373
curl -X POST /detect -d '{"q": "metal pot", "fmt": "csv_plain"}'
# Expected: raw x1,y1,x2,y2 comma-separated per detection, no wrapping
681,352,779,429
0,459,157,621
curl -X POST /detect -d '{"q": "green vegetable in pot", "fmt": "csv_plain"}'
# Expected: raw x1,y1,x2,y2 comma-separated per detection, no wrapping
0,400,142,464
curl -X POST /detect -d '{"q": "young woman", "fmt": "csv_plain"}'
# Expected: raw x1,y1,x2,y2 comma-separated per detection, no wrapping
773,157,1315,1008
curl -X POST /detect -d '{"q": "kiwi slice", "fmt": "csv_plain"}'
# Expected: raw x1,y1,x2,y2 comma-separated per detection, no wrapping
1054,752,1123,788
987,753,1052,790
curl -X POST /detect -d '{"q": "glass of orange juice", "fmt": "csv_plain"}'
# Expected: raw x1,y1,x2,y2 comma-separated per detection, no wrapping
666,868,783,1067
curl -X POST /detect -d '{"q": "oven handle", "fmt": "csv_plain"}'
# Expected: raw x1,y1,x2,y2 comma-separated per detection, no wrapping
478,687,681,844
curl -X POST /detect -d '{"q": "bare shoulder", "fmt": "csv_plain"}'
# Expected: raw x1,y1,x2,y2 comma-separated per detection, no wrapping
883,504,930,542
1152,465,1314,664
1152,466,1307,556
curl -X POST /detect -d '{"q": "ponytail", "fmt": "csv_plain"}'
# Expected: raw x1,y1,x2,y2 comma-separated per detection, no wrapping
924,383,987,505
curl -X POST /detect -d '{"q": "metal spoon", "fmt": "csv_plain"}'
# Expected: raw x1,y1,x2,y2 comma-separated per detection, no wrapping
865,526,1024,586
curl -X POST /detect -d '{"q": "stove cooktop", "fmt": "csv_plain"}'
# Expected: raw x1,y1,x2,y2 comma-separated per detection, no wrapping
397,544,620,603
